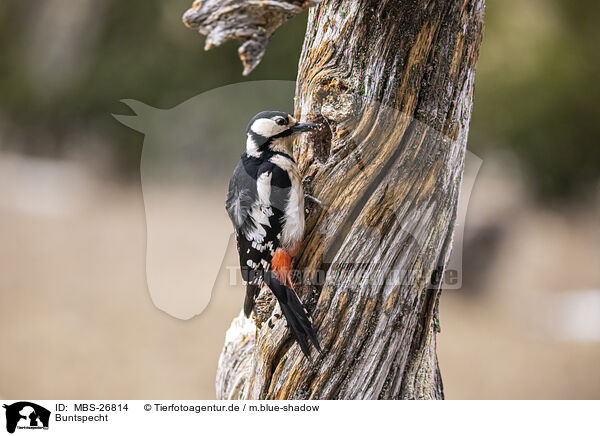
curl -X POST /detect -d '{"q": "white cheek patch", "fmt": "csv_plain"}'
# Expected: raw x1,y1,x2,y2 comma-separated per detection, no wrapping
251,118,286,137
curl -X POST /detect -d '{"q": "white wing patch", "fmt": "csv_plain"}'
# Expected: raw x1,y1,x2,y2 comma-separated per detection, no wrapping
246,171,273,243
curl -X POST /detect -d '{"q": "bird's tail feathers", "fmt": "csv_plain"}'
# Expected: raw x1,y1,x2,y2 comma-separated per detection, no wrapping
244,283,260,317
265,270,321,358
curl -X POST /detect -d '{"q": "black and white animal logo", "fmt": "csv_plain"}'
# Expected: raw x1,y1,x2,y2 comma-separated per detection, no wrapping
3,402,50,434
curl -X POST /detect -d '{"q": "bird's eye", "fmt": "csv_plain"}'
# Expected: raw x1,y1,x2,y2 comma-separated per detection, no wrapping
275,117,287,126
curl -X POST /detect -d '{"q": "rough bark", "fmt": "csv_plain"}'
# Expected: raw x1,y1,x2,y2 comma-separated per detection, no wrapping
200,0,485,399
183,0,322,75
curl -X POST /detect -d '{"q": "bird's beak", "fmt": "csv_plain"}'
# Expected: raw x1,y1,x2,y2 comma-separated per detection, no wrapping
290,122,322,133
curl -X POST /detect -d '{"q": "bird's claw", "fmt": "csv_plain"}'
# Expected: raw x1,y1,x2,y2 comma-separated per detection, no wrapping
267,313,282,329
304,194,323,206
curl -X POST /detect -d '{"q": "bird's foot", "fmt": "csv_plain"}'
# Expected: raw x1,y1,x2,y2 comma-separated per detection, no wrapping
304,193,323,206
267,313,283,329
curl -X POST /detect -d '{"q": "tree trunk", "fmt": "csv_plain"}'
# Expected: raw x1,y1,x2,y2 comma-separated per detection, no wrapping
201,0,485,399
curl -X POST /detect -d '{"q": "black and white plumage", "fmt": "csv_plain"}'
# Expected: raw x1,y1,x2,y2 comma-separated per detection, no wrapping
225,111,321,358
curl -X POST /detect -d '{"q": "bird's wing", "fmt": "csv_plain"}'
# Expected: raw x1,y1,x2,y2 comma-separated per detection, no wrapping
226,159,291,240
227,159,276,317
225,159,259,238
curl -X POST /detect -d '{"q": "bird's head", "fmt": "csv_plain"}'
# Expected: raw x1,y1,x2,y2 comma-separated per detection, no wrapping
245,111,321,157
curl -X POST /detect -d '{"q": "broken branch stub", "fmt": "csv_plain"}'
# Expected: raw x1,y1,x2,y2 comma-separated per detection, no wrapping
182,0,322,75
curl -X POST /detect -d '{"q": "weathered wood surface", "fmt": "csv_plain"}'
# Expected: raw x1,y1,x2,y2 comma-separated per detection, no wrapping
209,0,485,399
183,0,322,75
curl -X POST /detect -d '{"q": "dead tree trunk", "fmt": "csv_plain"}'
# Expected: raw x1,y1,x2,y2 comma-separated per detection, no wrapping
184,0,485,399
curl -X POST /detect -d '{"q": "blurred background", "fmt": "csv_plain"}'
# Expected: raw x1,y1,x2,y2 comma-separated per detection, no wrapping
0,0,598,399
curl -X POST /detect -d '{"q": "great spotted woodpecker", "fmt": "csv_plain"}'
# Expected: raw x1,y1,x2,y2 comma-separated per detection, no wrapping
225,111,322,358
